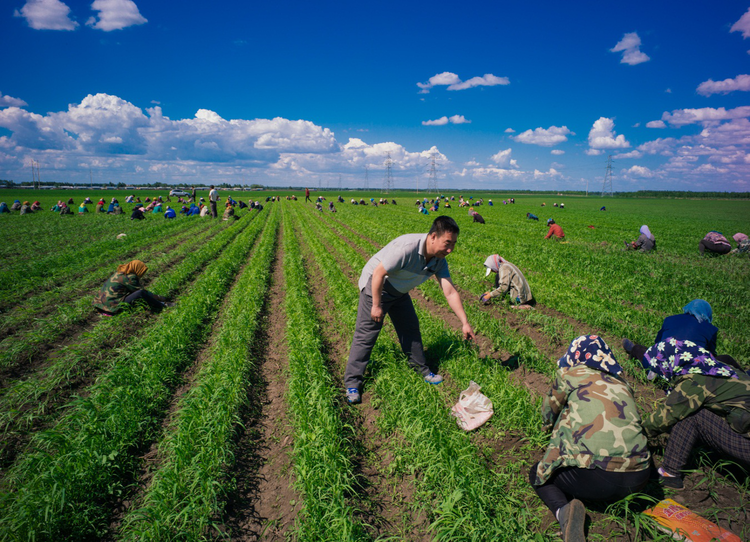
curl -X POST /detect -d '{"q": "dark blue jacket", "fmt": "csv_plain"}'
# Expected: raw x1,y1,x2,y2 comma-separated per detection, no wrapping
655,313,718,354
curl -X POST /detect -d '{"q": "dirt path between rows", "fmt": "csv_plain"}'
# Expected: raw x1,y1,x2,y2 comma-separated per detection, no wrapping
221,224,299,541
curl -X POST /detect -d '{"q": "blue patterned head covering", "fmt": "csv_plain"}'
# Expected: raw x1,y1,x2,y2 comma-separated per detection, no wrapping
643,337,737,381
683,299,712,324
557,335,623,376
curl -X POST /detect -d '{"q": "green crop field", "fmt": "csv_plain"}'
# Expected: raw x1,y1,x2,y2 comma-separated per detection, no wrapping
0,189,748,541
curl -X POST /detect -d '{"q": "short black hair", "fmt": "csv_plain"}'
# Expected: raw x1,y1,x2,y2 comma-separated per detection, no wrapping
210,185,215,189
428,215,460,237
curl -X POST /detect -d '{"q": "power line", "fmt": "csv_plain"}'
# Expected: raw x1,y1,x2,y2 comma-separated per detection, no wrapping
382,153,394,194
364,165,369,190
602,155,614,197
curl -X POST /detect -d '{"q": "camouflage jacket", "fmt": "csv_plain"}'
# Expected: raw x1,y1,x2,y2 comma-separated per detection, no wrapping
535,365,651,485
489,262,532,304
92,272,141,313
642,373,750,439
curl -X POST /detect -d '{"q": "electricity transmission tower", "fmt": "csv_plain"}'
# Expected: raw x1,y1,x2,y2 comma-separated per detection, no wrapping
31,160,40,189
364,165,369,190
318,178,322,190
338,174,342,190
602,155,614,197
427,152,439,195
382,153,394,194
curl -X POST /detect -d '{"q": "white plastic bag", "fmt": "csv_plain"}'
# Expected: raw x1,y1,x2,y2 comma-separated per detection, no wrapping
451,381,493,431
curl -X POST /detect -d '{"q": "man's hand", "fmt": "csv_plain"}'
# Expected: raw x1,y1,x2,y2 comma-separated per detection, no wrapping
371,305,385,323
462,322,476,341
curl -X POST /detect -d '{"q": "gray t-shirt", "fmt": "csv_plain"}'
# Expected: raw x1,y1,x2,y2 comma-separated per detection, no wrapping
358,233,451,294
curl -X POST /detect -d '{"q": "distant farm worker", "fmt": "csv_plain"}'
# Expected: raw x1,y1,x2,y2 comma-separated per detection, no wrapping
305,187,311,202
626,225,656,253
51,201,62,212
731,232,750,254
30,201,42,211
93,260,175,316
480,254,533,309
529,335,651,542
527,212,539,221
488,199,493,206
0,202,9,214
107,198,119,213
19,201,33,215
223,201,238,221
164,206,177,219
10,200,21,211
600,206,606,211
699,231,731,256
328,201,337,212
472,212,485,224
191,186,197,201
209,185,219,218
131,205,145,220
344,216,476,404
638,335,749,490
200,204,210,217
545,219,565,239
111,203,123,215
188,203,200,216
125,194,134,203
79,202,89,214
59,203,72,216
67,197,75,205
179,205,189,216
152,202,163,214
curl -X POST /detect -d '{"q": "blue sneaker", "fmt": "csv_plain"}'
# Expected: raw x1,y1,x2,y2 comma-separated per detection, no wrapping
346,388,361,404
424,372,443,385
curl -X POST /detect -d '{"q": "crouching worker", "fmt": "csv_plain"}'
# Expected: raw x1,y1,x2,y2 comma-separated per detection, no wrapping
640,338,750,490
480,254,533,309
344,216,475,404
529,335,651,542
93,260,175,316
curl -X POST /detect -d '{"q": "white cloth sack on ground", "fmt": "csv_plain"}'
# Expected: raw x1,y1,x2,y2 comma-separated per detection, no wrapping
451,381,493,431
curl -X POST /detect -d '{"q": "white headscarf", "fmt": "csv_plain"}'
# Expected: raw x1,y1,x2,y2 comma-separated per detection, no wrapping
483,254,507,277
639,225,654,241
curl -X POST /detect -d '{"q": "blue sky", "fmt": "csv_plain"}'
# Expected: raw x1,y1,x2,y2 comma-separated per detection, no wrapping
1,0,749,191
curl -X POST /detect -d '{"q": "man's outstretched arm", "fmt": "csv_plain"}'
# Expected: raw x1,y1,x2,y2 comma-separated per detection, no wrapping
438,276,476,340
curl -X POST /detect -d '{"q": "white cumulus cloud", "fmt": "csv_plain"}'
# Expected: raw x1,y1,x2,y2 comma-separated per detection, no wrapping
623,165,654,177
588,117,630,149
661,106,750,126
0,92,28,107
490,148,517,167
646,120,666,128
422,114,470,126
504,128,515,133
14,0,78,30
731,8,750,38
610,32,650,65
86,0,147,31
697,74,750,96
417,72,509,93
551,149,565,155
513,126,572,146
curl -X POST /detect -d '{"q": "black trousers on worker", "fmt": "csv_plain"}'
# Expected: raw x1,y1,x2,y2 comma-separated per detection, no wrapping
344,278,429,390
529,462,650,516
661,409,750,477
210,201,218,219
699,239,731,255
123,289,164,313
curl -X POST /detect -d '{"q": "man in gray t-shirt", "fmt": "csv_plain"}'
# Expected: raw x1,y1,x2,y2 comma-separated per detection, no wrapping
345,216,476,404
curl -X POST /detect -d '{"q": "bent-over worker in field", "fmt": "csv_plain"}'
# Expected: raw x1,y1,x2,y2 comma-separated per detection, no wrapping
480,254,533,309
545,218,565,239
529,335,651,542
344,216,476,404
93,260,175,316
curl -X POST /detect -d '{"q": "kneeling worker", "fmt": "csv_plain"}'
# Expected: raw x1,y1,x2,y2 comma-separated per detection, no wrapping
344,216,476,404
480,254,533,309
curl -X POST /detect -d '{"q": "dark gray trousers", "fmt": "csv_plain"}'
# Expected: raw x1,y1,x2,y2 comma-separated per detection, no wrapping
344,280,428,390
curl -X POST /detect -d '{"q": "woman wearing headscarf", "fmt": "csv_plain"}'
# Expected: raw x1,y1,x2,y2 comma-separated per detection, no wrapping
529,335,651,542
130,204,145,220
640,338,750,489
78,202,89,214
51,201,62,212
96,199,106,213
152,202,163,214
545,218,565,239
10,200,21,211
480,254,533,308
624,300,718,364
188,203,200,216
626,225,656,253
223,201,237,220
19,201,33,215
93,260,173,316
106,198,118,213
0,202,10,214
30,201,42,211
67,197,75,205
699,231,731,255
731,232,749,255
59,202,72,215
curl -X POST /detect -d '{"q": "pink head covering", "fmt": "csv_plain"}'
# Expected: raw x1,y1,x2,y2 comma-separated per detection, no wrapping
733,232,748,243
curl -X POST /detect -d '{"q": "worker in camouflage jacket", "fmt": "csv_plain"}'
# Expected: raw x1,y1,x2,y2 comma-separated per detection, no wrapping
93,260,172,315
529,335,651,542
480,254,533,308
640,336,750,489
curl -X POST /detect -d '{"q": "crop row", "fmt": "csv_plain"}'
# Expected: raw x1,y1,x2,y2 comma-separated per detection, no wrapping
118,206,280,540
292,204,549,540
0,212,261,455
0,211,269,541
